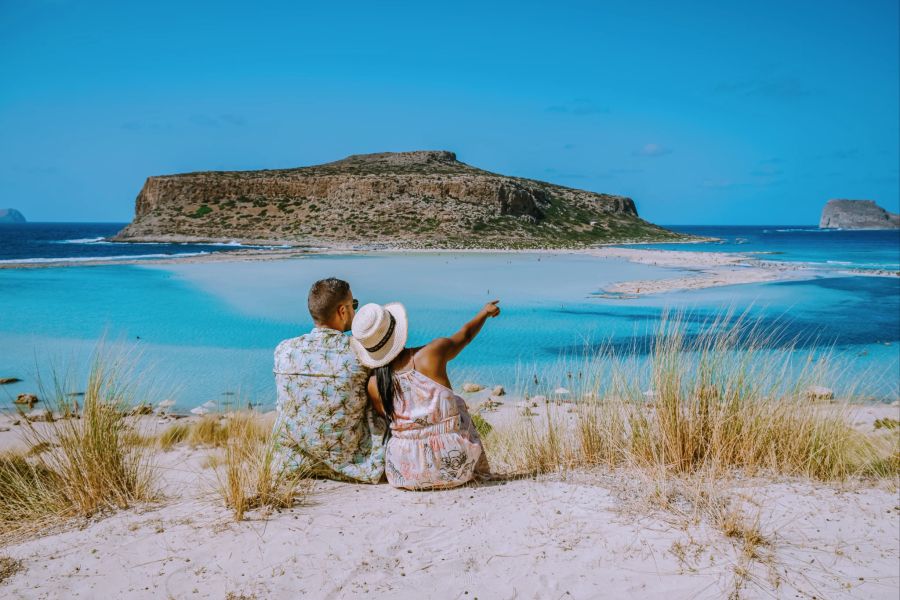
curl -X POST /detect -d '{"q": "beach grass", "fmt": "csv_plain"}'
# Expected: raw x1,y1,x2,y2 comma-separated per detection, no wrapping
0,351,158,543
212,413,312,521
188,414,232,447
153,413,268,451
122,410,308,519
142,410,310,519
483,310,899,481
0,451,68,537
158,421,191,450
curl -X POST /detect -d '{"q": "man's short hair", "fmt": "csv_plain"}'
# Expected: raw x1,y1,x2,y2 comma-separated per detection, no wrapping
308,278,351,324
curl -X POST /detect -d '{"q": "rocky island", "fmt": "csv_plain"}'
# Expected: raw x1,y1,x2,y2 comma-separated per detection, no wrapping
819,199,900,230
112,150,682,249
0,208,26,223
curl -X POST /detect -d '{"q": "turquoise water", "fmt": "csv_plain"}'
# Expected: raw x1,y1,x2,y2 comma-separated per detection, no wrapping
632,225,900,271
1,250,897,411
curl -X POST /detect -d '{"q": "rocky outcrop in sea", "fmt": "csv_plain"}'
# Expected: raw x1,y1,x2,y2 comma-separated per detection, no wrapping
819,199,900,230
0,208,26,224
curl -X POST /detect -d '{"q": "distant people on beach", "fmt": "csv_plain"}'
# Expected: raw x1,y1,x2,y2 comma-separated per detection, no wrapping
273,277,497,489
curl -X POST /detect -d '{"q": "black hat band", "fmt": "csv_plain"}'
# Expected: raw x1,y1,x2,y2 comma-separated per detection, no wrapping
365,312,396,353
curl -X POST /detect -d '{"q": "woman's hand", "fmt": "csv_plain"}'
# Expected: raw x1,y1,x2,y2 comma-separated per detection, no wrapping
427,300,503,364
481,300,501,318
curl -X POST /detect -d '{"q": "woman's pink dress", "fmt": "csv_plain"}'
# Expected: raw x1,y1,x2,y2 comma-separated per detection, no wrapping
385,362,489,490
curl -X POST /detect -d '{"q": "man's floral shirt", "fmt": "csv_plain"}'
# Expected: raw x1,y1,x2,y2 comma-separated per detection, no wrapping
273,327,385,483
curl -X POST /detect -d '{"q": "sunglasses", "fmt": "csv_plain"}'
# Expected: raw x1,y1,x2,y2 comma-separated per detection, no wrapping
350,298,359,310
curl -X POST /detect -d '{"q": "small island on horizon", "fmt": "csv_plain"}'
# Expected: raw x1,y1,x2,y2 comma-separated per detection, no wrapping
111,150,684,249
819,199,900,230
0,208,26,224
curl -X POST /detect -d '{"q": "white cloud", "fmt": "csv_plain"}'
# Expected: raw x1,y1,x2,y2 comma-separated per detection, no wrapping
634,143,672,157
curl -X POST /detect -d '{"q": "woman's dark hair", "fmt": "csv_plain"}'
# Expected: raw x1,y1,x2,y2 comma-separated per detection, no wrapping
374,364,398,442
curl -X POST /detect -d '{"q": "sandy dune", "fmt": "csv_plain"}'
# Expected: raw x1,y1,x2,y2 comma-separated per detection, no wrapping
1,405,898,599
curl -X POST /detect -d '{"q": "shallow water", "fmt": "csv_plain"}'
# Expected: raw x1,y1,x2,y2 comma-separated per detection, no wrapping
1,250,897,410
633,225,900,271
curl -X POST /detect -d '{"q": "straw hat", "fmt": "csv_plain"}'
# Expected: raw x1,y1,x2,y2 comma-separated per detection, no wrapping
350,302,408,368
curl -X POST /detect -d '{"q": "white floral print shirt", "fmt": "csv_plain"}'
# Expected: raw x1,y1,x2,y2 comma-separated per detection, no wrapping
273,327,386,483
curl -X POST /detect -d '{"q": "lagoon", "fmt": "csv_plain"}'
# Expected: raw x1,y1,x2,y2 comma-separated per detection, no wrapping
1,248,897,410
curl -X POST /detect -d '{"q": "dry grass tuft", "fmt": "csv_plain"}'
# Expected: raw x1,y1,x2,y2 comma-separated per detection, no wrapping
188,415,230,447
121,430,156,448
0,555,25,584
158,422,191,450
0,351,157,543
486,408,579,476
213,412,312,521
0,452,68,534
184,414,267,449
153,414,268,452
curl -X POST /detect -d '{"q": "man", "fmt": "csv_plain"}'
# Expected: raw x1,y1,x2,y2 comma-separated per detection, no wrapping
273,277,385,483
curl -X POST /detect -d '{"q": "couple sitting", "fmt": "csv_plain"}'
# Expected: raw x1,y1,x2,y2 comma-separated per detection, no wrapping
273,277,497,489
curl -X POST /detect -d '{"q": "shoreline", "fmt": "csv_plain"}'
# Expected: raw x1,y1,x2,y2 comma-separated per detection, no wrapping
0,231,716,270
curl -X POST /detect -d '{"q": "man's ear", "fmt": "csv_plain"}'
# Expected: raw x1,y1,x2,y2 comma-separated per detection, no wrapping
336,304,349,322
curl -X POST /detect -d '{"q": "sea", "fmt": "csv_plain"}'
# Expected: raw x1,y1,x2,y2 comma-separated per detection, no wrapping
0,222,289,264
1,223,898,411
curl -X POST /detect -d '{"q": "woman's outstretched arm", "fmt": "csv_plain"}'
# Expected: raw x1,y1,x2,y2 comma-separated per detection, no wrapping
432,300,501,362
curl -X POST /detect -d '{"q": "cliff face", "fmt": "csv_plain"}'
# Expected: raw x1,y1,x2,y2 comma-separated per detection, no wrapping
113,150,680,248
819,199,900,230
0,209,26,224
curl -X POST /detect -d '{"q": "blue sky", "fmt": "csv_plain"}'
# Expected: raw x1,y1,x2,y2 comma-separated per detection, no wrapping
1,0,897,224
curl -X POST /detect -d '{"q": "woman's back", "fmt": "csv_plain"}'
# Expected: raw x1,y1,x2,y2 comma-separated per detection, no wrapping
385,355,488,489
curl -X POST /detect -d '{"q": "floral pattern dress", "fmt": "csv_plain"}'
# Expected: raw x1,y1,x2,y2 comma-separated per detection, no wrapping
385,367,489,490
273,327,386,483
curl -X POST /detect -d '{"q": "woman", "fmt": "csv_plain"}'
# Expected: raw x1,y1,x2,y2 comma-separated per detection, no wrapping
350,300,500,489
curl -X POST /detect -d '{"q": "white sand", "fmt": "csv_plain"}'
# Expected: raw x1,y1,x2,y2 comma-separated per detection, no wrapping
586,247,824,296
1,457,897,599
1,406,898,599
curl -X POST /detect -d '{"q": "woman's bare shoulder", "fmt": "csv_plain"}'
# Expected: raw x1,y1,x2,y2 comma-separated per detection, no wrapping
420,338,452,355
414,340,451,372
